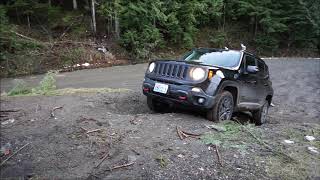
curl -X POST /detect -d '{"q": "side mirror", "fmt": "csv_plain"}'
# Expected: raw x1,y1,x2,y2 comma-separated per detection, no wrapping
247,65,259,73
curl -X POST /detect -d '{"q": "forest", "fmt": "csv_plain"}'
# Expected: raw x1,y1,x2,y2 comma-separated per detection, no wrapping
0,0,319,77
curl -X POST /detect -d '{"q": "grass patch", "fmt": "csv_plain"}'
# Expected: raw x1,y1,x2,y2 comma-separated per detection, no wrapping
155,155,168,168
201,121,258,149
49,88,131,95
7,79,32,96
201,121,320,178
262,154,311,179
4,87,131,97
257,137,319,179
6,71,57,96
255,124,320,179
3,71,131,97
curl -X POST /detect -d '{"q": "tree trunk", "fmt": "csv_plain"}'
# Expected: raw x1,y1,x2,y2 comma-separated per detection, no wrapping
222,3,226,32
27,15,31,29
15,7,20,24
115,13,120,39
254,15,258,37
48,0,51,7
91,0,96,35
73,0,78,10
317,37,320,55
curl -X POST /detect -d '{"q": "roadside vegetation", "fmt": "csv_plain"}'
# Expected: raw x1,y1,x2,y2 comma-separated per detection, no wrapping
0,0,319,77
201,120,320,179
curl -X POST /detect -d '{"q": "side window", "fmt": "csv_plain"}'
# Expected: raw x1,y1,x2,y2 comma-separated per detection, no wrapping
245,55,256,67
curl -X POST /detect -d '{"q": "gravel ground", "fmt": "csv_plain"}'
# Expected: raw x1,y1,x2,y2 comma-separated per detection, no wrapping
0,58,319,179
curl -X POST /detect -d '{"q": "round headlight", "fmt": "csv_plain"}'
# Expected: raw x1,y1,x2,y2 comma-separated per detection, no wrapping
148,62,155,72
191,68,206,81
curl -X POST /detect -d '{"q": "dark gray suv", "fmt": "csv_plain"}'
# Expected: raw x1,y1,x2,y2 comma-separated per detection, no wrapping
142,48,273,125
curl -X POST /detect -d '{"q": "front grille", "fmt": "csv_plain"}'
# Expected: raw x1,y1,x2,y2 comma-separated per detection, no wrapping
154,62,189,79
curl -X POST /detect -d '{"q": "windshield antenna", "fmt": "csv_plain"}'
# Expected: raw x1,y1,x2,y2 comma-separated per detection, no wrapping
241,43,246,51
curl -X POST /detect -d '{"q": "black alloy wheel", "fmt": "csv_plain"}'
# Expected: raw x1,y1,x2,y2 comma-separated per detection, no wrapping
207,91,234,122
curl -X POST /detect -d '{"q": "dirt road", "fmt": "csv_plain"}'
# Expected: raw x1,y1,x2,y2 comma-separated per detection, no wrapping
1,58,319,179
1,63,147,92
1,58,319,122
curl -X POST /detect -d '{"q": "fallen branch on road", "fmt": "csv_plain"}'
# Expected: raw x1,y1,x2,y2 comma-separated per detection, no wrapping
0,109,21,113
107,162,135,171
80,127,102,134
87,129,102,134
176,126,201,140
0,109,21,119
50,106,63,118
95,152,109,168
212,144,223,166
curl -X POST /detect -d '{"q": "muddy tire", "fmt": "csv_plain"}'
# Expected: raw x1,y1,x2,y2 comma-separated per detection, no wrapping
253,100,269,125
147,97,165,112
207,91,234,122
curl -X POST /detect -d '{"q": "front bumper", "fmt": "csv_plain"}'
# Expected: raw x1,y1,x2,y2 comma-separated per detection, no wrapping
142,77,216,110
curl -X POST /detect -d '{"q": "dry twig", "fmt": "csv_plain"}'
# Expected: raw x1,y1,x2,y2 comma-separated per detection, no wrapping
80,127,102,134
80,127,88,131
50,106,63,118
0,143,31,167
95,153,109,168
212,144,223,166
107,162,135,171
87,129,102,134
10,31,41,42
53,41,96,46
176,126,184,140
0,109,20,113
176,126,201,140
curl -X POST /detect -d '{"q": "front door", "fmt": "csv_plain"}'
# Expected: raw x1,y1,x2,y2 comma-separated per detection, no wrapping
238,55,260,104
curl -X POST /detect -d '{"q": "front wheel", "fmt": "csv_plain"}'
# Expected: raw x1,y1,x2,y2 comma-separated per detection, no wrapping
147,97,166,112
207,91,234,122
252,100,269,125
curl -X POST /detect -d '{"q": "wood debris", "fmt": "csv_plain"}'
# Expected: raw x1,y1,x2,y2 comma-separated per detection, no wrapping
80,127,102,134
95,153,109,168
87,129,102,134
0,109,20,120
107,162,135,171
0,109,20,113
176,126,201,140
212,144,223,167
50,106,63,118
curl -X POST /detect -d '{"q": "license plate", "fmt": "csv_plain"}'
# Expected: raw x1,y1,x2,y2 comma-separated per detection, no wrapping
153,83,169,94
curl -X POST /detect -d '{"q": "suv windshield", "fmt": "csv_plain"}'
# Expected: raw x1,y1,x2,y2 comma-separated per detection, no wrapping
183,50,241,68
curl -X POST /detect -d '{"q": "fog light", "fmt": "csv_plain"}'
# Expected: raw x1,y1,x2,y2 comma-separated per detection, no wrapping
198,97,205,104
192,87,201,93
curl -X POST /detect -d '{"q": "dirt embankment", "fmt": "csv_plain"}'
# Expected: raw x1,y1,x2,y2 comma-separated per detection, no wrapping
0,59,319,179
